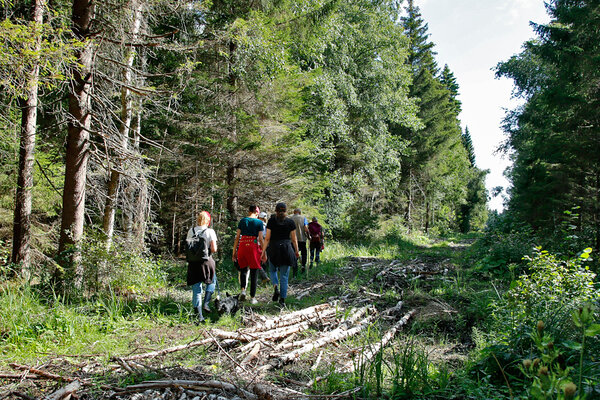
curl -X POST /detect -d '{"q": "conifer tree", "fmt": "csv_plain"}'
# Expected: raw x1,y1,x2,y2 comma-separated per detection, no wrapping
497,0,600,248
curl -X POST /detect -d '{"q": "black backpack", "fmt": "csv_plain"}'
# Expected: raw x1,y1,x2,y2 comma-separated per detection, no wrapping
186,227,211,262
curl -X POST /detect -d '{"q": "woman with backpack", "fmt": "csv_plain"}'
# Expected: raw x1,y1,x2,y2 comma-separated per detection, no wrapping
261,202,299,307
186,211,218,323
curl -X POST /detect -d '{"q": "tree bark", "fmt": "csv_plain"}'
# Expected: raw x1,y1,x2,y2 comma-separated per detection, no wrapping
12,0,45,275
226,164,238,221
57,0,96,277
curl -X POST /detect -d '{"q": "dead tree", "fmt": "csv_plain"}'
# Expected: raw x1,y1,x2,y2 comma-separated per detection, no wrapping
12,0,45,275
101,0,144,250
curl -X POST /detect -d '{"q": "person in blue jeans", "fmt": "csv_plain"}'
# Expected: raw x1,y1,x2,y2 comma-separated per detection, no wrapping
186,211,218,323
261,202,299,307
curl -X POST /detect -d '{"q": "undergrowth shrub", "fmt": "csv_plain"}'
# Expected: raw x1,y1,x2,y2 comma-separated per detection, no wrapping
473,248,600,396
491,248,598,348
59,234,169,296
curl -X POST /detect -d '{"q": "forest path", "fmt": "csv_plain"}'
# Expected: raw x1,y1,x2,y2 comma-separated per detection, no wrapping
3,238,477,399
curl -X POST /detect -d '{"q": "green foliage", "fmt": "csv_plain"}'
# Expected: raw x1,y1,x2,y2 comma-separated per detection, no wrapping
471,248,600,394
0,16,80,99
496,1,600,246
490,248,598,348
469,215,536,275
56,233,169,296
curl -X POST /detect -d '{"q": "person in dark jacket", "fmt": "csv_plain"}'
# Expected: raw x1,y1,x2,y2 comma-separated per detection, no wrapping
308,216,324,269
186,211,218,323
261,202,299,307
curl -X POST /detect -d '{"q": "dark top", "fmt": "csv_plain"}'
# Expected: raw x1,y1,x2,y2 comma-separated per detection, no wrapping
266,216,297,266
266,217,296,241
238,217,264,237
308,221,322,243
187,257,215,286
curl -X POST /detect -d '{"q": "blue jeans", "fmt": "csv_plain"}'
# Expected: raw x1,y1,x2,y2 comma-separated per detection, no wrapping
192,276,217,308
310,246,321,264
268,263,290,299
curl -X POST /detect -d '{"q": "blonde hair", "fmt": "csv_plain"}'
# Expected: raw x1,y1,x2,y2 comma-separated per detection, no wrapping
197,211,210,226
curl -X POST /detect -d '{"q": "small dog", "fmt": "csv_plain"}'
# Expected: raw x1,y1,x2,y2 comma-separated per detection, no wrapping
215,292,240,315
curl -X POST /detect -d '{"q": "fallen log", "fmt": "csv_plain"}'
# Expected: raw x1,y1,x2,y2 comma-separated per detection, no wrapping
9,363,75,383
120,379,257,399
212,320,311,343
0,373,46,380
277,315,376,364
43,380,81,400
115,337,214,362
339,309,416,373
241,304,333,333
240,342,261,366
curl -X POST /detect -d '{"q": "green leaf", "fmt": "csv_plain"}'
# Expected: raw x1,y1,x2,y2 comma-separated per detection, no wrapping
562,340,582,351
584,324,600,337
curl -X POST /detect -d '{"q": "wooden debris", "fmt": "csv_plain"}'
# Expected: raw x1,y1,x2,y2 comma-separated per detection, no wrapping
277,315,376,364
43,380,81,400
339,309,416,373
9,363,75,383
115,337,214,362
119,379,257,400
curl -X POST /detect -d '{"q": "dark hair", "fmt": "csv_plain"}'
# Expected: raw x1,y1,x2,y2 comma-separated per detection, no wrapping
275,202,286,221
248,205,259,214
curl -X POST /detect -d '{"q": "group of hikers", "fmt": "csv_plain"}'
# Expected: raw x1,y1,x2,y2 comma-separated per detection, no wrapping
186,203,324,323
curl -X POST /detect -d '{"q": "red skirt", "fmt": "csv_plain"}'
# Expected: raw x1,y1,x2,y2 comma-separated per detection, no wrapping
237,235,262,270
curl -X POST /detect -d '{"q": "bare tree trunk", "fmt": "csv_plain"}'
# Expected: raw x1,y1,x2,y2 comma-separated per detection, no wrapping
57,0,96,279
425,199,430,233
102,0,143,249
226,164,238,221
131,108,150,250
12,0,45,276
405,170,413,233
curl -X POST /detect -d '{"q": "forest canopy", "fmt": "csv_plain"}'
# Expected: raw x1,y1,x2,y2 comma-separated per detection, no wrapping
1,0,486,281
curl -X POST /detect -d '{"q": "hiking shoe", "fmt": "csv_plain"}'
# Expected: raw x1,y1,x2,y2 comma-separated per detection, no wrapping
250,297,258,305
272,286,280,302
278,298,286,308
239,290,246,302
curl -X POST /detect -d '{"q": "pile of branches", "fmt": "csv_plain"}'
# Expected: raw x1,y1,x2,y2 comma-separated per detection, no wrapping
369,258,453,290
2,303,415,400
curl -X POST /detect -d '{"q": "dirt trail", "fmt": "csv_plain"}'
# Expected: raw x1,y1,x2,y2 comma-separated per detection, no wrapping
2,244,474,399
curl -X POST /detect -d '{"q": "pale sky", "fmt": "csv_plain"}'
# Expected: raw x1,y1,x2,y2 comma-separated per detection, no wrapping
414,0,550,211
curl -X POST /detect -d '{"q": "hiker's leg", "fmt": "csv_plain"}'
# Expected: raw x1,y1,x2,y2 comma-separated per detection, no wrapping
268,260,278,285
192,282,203,309
299,241,307,269
239,267,249,291
279,265,290,300
203,276,216,312
249,269,258,298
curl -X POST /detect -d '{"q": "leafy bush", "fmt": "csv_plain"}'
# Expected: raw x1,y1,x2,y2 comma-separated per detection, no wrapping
59,233,169,295
491,248,598,347
473,248,600,394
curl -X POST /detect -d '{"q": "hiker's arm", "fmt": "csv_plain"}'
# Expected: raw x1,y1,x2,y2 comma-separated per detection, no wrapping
258,227,264,249
291,230,299,256
261,229,271,262
232,229,241,261
303,224,310,239
211,236,217,253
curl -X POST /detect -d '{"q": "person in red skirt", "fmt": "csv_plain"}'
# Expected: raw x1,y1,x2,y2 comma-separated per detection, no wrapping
232,205,264,303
